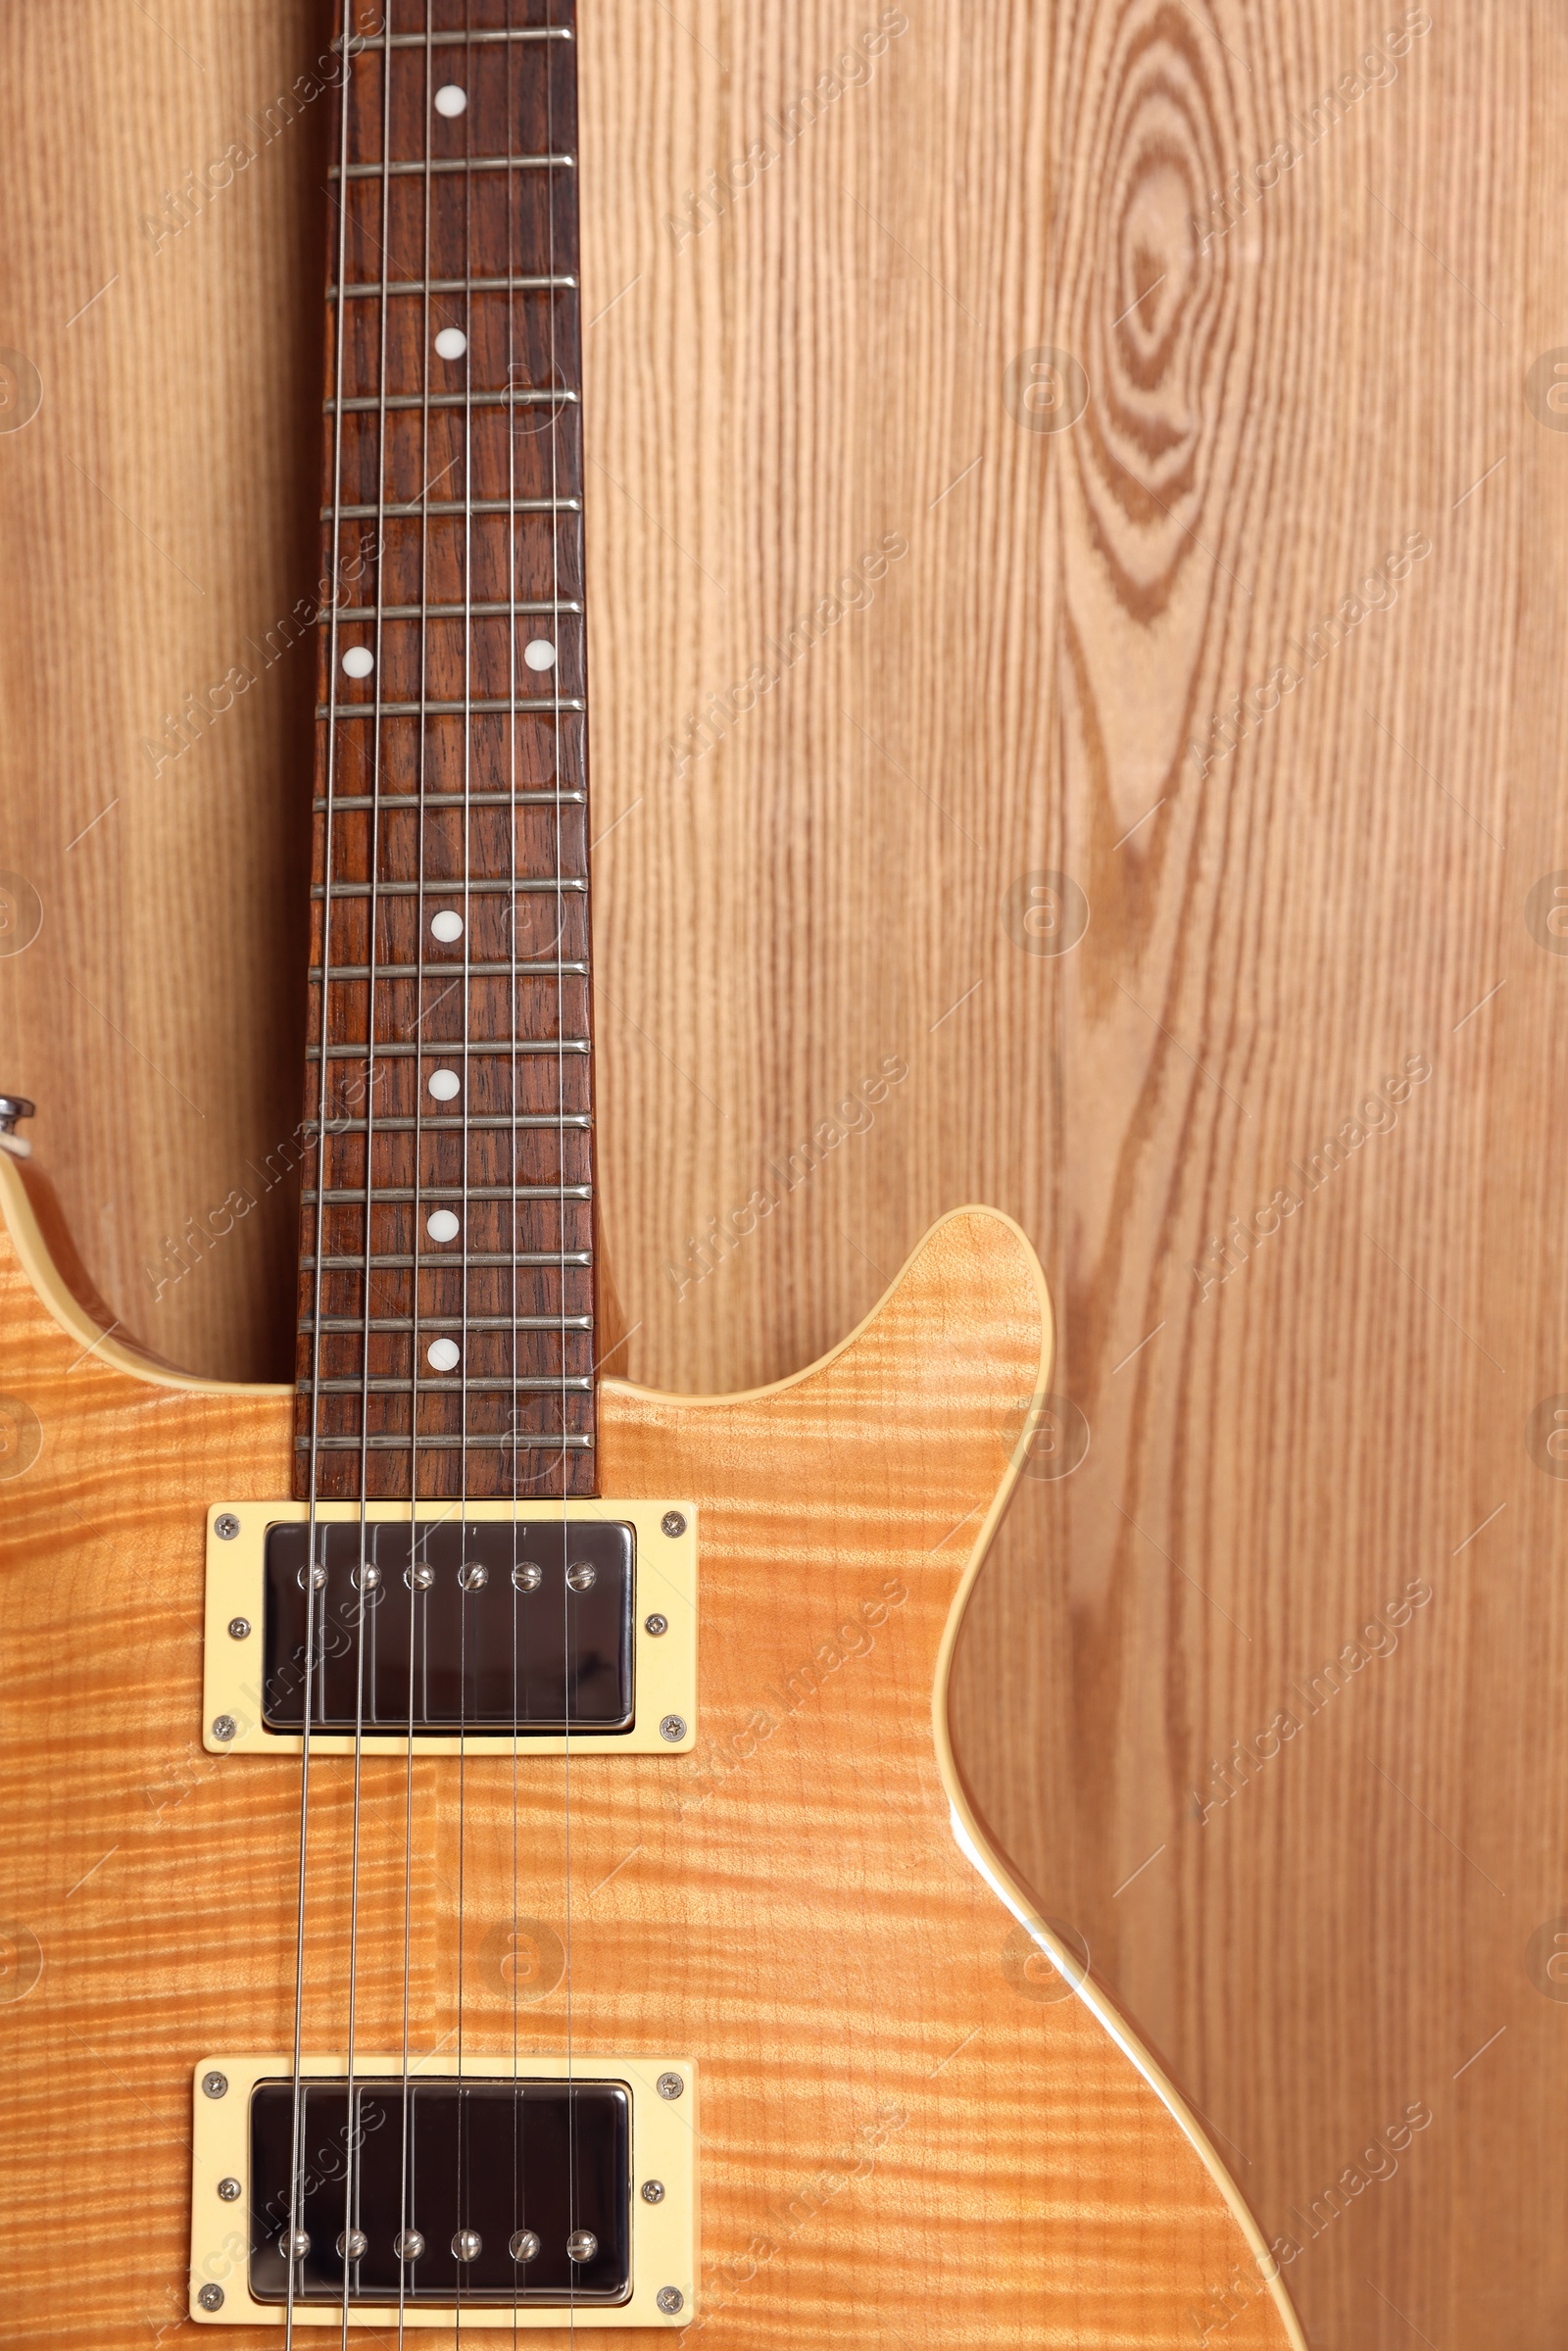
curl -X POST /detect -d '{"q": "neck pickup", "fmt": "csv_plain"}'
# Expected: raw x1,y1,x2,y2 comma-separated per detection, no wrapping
201,1498,696,1757
262,1517,635,1735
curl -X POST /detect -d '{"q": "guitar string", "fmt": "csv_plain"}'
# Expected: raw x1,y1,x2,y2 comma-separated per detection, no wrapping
338,0,397,2331
297,17,585,2325
397,8,437,2339
455,2,476,2325
543,10,580,2331
290,4,359,2339
505,0,525,2330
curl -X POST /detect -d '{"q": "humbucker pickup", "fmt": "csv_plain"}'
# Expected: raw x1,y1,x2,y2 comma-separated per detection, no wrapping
202,1501,696,1755
189,2056,696,2329
264,1519,636,1734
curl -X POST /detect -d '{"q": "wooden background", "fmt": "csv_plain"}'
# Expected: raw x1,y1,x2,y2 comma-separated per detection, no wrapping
3,3,1566,2344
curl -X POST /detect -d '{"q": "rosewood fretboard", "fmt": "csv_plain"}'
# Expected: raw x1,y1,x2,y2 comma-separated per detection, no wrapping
295,0,595,1503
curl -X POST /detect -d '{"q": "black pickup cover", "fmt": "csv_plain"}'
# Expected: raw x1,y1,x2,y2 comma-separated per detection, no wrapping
249,2078,632,2305
261,1519,634,1734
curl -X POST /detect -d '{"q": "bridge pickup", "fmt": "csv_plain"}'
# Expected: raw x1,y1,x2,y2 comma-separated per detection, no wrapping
202,1501,696,1756
252,2078,629,2304
190,2056,696,2329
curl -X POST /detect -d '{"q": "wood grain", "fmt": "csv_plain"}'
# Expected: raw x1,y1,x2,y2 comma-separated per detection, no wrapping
0,1,324,1380
3,2,1565,2344
0,1163,1295,2348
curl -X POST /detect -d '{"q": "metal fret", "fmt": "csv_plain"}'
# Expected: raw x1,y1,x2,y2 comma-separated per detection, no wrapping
299,1436,595,1452
303,1117,593,1134
304,1187,592,1203
329,157,574,179
311,961,587,978
326,603,583,619
324,501,581,519
305,1316,594,1332
307,1042,591,1059
312,795,587,811
329,275,576,297
311,879,586,897
318,699,586,718
301,1252,593,1270
324,391,578,414
302,1378,593,1396
334,26,574,48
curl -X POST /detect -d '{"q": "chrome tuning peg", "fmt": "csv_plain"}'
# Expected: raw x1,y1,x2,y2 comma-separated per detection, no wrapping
0,1096,35,1159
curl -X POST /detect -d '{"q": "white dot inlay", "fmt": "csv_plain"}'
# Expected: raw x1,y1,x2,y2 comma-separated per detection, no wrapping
430,909,465,944
426,1209,461,1245
341,645,374,679
427,1338,462,1372
523,638,557,672
427,1068,461,1102
434,84,467,118
434,326,467,361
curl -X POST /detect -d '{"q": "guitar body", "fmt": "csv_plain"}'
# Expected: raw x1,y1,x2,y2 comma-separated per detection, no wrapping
0,1156,1296,2348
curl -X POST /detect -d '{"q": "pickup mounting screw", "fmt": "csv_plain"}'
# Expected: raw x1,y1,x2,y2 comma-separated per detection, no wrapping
227,1617,251,1641
201,2071,228,2100
214,1514,240,1541
217,2178,242,2203
656,2071,684,2100
452,2229,482,2262
661,1511,686,1539
657,2287,684,2315
510,2229,540,2263
659,1716,686,1743
644,1613,667,1638
566,2229,598,2263
641,2180,665,2203
197,2283,224,2312
566,1561,596,1591
212,1716,237,1743
395,2229,424,2262
337,2229,368,2260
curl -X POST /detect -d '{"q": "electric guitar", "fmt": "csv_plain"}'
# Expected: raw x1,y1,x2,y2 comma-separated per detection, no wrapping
0,6,1302,2343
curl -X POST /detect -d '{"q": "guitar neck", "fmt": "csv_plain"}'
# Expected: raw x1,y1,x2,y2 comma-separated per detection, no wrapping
295,0,596,1506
